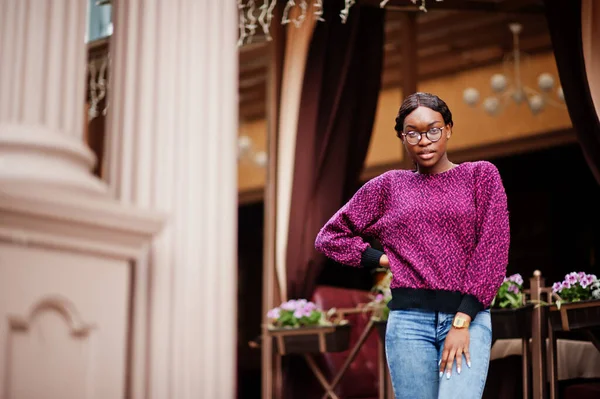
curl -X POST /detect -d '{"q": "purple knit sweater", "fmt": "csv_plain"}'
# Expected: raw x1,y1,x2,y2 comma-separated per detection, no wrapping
315,161,510,319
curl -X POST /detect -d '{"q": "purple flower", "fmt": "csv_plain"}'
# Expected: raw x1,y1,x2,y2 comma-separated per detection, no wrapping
508,284,520,294
581,276,592,289
304,302,318,312
293,309,304,319
566,273,578,285
267,308,281,319
578,272,587,281
281,300,296,311
296,299,308,308
587,274,598,282
506,274,523,286
552,282,562,293
513,274,524,285
561,281,572,290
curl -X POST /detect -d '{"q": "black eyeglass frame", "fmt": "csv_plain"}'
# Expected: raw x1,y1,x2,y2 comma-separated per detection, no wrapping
401,126,445,145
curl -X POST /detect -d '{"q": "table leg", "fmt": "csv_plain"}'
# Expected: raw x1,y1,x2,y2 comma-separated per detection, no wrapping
586,328,600,352
320,319,376,399
522,338,529,399
304,354,339,399
379,338,386,399
547,324,558,399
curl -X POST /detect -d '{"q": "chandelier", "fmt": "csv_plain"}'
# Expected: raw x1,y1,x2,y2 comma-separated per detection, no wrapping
462,23,564,116
238,135,268,168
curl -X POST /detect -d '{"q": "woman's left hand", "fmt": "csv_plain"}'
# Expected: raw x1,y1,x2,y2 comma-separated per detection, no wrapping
440,325,471,379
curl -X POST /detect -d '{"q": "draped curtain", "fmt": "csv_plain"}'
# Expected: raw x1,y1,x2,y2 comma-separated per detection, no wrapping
275,4,319,303
285,1,385,300
543,0,600,184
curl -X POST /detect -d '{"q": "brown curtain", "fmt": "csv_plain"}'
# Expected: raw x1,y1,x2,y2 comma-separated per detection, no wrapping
285,1,385,300
543,0,600,184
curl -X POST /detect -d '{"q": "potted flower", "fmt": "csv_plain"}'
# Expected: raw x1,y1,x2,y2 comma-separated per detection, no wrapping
548,272,600,331
490,273,535,341
367,270,392,341
266,299,351,355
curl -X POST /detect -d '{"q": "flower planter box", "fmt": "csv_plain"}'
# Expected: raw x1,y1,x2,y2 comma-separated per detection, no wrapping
268,324,351,355
548,299,600,332
491,304,535,341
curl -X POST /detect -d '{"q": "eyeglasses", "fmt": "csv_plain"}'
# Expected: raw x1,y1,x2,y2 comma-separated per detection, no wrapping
402,127,444,145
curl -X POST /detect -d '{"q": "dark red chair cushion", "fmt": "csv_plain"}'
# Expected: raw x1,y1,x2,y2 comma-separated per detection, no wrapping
312,285,381,399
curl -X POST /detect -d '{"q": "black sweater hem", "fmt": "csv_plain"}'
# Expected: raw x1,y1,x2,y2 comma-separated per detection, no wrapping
389,287,485,320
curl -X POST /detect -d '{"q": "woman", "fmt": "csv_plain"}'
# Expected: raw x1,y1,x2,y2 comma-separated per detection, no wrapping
314,92,509,399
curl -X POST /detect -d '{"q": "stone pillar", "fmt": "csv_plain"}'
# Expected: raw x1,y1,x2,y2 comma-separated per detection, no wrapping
106,1,238,398
0,0,104,193
0,3,164,398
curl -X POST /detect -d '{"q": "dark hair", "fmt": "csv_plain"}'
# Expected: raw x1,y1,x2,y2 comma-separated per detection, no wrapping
394,92,453,137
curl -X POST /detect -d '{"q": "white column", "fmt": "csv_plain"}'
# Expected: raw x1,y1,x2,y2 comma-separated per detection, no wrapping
0,0,104,193
106,1,238,399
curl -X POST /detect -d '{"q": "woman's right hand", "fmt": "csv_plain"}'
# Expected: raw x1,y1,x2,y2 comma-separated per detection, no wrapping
379,254,389,267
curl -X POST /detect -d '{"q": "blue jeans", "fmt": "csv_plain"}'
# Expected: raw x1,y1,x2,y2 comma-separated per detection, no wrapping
385,309,492,399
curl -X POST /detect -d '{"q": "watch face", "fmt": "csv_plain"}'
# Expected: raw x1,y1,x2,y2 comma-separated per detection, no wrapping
453,318,465,328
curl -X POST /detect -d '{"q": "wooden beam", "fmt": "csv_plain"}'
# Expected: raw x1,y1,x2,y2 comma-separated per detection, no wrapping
239,64,267,80
239,75,267,91
239,101,266,122
239,90,266,104
390,12,505,38
399,12,417,169
360,0,545,13
400,13,418,96
381,35,553,88
416,14,544,49
239,42,270,66
497,0,544,13
383,20,550,67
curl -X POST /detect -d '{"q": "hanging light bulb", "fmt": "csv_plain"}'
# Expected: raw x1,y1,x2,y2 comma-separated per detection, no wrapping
537,73,555,92
528,94,545,114
463,88,480,106
238,135,253,154
483,97,500,115
254,151,268,167
490,74,508,93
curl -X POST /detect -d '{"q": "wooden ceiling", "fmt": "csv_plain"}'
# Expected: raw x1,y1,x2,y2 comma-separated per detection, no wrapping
238,0,551,122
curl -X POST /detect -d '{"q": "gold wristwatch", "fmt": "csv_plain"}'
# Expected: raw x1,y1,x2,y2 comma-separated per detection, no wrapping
452,316,470,329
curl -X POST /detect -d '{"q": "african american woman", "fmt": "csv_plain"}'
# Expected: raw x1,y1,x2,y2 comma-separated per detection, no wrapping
315,92,509,399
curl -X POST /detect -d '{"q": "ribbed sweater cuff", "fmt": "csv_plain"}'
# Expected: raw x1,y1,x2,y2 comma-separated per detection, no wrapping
360,247,384,270
457,294,485,320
